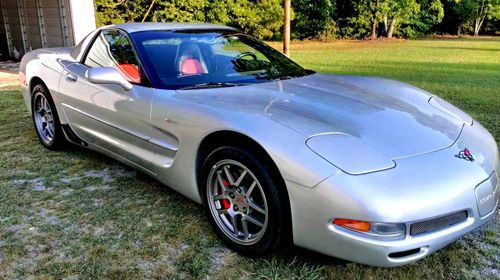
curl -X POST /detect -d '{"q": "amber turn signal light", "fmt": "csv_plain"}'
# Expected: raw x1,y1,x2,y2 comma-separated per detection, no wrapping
333,219,371,232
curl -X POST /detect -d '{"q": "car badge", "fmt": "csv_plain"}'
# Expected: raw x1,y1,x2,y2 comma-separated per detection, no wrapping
455,148,474,162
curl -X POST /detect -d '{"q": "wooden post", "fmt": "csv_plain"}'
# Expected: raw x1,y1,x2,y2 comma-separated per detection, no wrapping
283,0,290,56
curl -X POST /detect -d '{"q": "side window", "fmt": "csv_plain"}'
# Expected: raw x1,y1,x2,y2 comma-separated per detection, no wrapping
84,30,142,84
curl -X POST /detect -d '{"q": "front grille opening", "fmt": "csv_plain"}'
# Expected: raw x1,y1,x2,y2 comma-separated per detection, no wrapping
388,248,421,259
410,211,468,236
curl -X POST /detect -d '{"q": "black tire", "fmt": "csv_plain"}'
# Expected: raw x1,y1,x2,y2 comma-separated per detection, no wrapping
31,84,66,150
201,146,289,256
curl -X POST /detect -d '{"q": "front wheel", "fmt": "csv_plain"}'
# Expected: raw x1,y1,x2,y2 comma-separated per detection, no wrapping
31,84,66,150
201,146,289,256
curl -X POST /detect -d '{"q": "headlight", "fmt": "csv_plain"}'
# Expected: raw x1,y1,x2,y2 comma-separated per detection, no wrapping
370,222,406,237
429,96,472,125
333,219,406,239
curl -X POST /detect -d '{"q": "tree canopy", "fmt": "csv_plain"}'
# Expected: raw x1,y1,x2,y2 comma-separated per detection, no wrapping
94,0,500,39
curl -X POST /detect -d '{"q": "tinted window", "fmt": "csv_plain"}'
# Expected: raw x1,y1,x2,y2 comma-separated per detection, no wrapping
131,30,312,90
84,30,143,84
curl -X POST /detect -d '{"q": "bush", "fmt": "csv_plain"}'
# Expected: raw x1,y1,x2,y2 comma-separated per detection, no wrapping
317,20,339,41
292,0,336,39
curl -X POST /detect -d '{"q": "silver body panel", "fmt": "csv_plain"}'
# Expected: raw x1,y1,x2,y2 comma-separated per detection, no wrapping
19,23,499,267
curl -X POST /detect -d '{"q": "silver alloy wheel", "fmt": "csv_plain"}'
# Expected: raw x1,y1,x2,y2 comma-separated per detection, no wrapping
33,92,55,144
207,159,269,246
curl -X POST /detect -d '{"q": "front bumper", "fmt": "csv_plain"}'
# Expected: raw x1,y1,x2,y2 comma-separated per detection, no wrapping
288,174,498,267
288,123,499,267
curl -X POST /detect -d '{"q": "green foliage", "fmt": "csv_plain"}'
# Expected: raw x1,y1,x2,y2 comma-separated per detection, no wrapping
317,20,340,41
448,0,500,34
292,0,336,39
488,0,500,19
381,0,420,22
340,0,443,38
151,0,208,22
94,0,284,40
451,0,500,22
382,0,421,37
417,0,445,31
343,0,382,39
251,0,286,39
398,0,444,38
94,0,149,25
451,0,481,27
93,0,500,40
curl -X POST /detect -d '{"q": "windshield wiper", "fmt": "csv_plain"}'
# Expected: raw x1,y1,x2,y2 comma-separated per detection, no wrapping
178,82,241,90
275,75,294,81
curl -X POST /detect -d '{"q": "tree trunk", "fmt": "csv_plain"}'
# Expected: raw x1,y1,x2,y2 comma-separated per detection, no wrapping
369,0,379,40
387,18,396,38
474,17,485,36
370,19,378,40
474,0,486,36
382,14,388,37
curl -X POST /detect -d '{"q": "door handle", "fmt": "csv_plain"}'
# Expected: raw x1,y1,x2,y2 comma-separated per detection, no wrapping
65,73,78,83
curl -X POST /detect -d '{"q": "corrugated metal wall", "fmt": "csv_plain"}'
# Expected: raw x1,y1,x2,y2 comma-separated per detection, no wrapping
0,0,8,57
41,0,73,48
1,0,23,57
25,0,44,49
0,0,76,58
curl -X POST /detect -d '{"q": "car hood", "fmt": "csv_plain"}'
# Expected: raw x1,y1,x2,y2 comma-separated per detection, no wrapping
265,74,466,159
177,73,466,159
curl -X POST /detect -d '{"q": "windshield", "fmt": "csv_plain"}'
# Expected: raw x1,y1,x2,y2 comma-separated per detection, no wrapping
131,30,313,90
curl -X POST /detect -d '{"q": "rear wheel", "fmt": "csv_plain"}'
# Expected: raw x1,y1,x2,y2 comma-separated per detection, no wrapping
31,84,66,150
201,146,289,256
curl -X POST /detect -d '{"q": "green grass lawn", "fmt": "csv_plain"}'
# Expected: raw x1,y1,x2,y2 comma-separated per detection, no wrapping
1,38,499,279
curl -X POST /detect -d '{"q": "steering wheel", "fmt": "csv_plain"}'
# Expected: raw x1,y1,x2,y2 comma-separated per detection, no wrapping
235,52,258,62
228,52,259,71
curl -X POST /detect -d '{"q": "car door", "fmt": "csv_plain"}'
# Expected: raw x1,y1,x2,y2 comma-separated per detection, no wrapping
58,29,156,174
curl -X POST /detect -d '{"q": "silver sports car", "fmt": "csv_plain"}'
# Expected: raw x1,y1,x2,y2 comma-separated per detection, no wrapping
19,23,499,267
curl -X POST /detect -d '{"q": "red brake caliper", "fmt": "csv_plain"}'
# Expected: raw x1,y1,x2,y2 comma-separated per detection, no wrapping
220,179,231,209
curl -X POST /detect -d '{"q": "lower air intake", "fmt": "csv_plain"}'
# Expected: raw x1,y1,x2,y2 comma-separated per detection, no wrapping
410,211,468,236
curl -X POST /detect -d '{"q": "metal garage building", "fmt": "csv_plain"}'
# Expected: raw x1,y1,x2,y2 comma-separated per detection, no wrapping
0,0,96,59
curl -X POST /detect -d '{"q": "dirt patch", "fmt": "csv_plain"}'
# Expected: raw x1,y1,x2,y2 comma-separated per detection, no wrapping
84,185,111,192
137,242,189,277
207,246,233,275
83,166,135,183
11,177,53,192
0,71,18,88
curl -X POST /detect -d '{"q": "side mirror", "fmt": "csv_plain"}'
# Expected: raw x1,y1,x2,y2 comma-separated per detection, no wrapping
85,67,133,91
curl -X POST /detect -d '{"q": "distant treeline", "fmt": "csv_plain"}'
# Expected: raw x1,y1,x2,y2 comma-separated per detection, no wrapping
94,0,500,40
